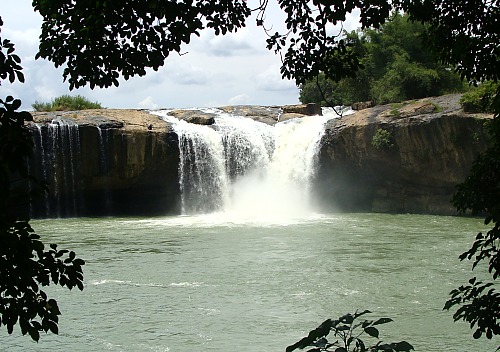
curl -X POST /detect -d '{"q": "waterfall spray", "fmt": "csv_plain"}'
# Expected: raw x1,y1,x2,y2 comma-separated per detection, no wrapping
155,108,339,221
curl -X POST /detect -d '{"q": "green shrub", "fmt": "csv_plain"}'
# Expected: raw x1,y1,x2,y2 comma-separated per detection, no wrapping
460,81,499,113
32,94,103,111
286,310,414,352
372,128,395,149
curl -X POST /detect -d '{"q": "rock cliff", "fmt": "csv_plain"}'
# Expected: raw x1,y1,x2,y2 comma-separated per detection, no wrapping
30,110,180,217
314,94,491,214
28,96,491,217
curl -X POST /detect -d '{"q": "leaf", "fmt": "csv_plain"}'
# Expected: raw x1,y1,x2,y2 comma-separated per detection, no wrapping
393,341,414,351
364,326,379,338
18,111,33,122
16,70,25,83
28,327,40,342
373,318,393,326
48,320,59,334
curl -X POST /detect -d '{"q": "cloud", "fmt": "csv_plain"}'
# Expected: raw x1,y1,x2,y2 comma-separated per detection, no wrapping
163,62,213,85
228,93,251,105
138,96,159,109
192,28,265,57
256,65,297,92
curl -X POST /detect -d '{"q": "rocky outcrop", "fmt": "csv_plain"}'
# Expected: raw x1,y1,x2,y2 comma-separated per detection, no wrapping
168,109,216,125
28,95,492,217
313,94,491,214
29,110,180,217
283,103,322,116
351,101,374,110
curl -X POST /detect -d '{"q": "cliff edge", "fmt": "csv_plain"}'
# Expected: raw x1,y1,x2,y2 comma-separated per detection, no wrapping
29,94,491,217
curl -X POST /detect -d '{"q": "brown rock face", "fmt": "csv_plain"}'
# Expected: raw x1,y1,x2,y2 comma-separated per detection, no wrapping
29,110,180,217
313,96,491,214
283,103,322,116
351,101,374,110
27,95,491,217
168,110,216,125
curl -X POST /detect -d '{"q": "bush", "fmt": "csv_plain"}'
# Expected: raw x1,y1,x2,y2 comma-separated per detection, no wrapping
32,94,103,111
286,310,414,352
460,81,499,113
372,128,395,150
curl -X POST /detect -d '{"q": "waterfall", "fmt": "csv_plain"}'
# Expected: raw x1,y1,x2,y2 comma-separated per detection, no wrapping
97,127,113,215
30,118,82,217
155,108,341,220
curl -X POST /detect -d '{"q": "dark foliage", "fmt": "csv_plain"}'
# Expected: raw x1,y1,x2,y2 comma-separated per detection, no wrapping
404,0,500,85
445,94,500,348
0,16,85,341
33,0,251,89
286,310,414,352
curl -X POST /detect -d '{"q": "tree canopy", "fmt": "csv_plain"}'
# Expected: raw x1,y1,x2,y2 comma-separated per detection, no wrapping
32,0,499,89
299,14,465,106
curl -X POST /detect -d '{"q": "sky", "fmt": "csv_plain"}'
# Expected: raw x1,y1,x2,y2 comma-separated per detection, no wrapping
0,1,360,110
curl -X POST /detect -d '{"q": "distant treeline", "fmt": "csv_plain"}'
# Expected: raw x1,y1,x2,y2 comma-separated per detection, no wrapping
299,13,466,106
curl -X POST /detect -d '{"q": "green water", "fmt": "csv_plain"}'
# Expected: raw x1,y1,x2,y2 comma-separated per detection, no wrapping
1,213,498,351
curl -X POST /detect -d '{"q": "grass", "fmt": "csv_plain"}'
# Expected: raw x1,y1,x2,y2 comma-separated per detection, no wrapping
32,95,103,112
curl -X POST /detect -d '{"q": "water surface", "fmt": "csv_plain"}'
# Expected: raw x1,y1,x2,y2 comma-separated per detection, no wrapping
2,213,497,351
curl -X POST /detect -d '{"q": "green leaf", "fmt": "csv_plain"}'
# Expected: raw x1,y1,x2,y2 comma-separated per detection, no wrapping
373,318,393,326
394,341,414,351
28,327,40,342
364,326,379,338
48,320,59,334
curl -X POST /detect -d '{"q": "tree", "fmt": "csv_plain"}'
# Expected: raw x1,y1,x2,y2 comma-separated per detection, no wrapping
3,0,499,345
1,17,85,341
299,14,465,106
443,91,500,344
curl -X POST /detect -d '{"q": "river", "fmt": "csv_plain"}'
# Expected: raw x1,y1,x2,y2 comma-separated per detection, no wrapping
1,213,497,351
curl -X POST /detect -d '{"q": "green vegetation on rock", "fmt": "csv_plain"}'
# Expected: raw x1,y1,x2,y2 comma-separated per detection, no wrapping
460,81,500,114
372,128,395,150
32,94,103,112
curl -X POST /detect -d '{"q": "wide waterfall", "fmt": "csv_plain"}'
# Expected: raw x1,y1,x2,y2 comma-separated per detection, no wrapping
154,108,343,220
25,107,348,219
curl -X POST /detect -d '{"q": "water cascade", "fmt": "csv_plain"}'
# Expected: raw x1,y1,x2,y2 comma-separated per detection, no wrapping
96,127,113,215
155,108,342,220
30,118,83,217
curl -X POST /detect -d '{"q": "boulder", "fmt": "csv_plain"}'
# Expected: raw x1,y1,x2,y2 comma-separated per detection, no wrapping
351,101,374,110
283,103,322,116
219,105,281,125
168,110,216,125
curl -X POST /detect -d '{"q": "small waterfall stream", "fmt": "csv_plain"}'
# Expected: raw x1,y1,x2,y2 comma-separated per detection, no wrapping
30,118,82,218
155,108,342,220
97,127,113,215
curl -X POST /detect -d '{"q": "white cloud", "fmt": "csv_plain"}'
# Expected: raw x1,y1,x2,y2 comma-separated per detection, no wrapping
228,93,251,105
162,61,213,85
202,29,259,57
256,65,297,92
138,96,159,110
34,85,57,101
